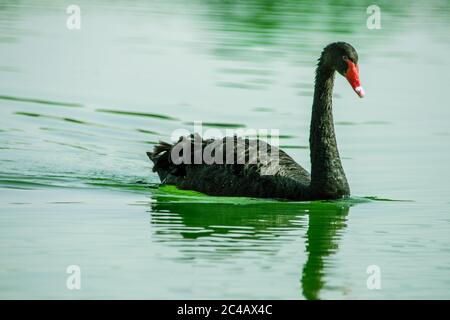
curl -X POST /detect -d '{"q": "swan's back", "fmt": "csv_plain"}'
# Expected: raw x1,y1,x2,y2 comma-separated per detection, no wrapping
147,135,311,200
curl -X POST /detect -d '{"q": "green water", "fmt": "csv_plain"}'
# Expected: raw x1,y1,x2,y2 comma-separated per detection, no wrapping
1,0,449,299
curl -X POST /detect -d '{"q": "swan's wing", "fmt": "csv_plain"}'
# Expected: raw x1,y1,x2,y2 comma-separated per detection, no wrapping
147,134,310,198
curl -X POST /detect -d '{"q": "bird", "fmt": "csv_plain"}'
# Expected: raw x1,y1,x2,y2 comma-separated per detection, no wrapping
147,42,364,201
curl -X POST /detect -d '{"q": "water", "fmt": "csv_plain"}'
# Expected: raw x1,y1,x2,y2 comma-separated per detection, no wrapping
0,0,449,299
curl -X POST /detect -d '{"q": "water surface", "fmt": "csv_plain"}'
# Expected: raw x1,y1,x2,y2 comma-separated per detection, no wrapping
0,0,449,299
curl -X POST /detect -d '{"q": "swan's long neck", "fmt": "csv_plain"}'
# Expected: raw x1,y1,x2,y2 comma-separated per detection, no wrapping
309,60,350,199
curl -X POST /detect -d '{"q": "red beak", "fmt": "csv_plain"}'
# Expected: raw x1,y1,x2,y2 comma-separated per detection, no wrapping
345,60,365,98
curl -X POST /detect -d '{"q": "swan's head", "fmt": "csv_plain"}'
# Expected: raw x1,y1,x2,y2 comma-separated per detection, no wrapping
322,42,365,98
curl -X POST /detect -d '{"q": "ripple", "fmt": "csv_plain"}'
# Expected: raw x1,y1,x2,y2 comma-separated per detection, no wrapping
14,111,99,126
183,121,246,128
252,107,273,112
0,178,59,190
96,109,178,121
362,196,415,202
137,128,160,135
279,145,308,149
0,95,82,108
335,121,357,126
218,67,273,76
43,140,91,151
216,81,265,90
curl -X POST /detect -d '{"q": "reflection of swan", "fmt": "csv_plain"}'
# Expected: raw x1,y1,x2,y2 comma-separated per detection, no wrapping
301,205,349,300
148,42,364,201
150,189,351,299
150,192,308,256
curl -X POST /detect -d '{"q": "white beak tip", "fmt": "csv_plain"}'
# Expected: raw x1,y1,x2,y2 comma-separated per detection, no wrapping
355,86,365,98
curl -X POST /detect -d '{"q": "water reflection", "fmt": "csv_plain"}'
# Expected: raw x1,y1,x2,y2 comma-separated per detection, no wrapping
200,0,413,61
301,204,349,300
150,192,350,299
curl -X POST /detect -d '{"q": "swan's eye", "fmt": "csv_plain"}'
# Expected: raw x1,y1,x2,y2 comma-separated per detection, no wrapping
342,55,349,61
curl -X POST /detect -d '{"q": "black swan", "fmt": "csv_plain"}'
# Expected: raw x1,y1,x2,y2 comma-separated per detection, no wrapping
147,42,364,201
